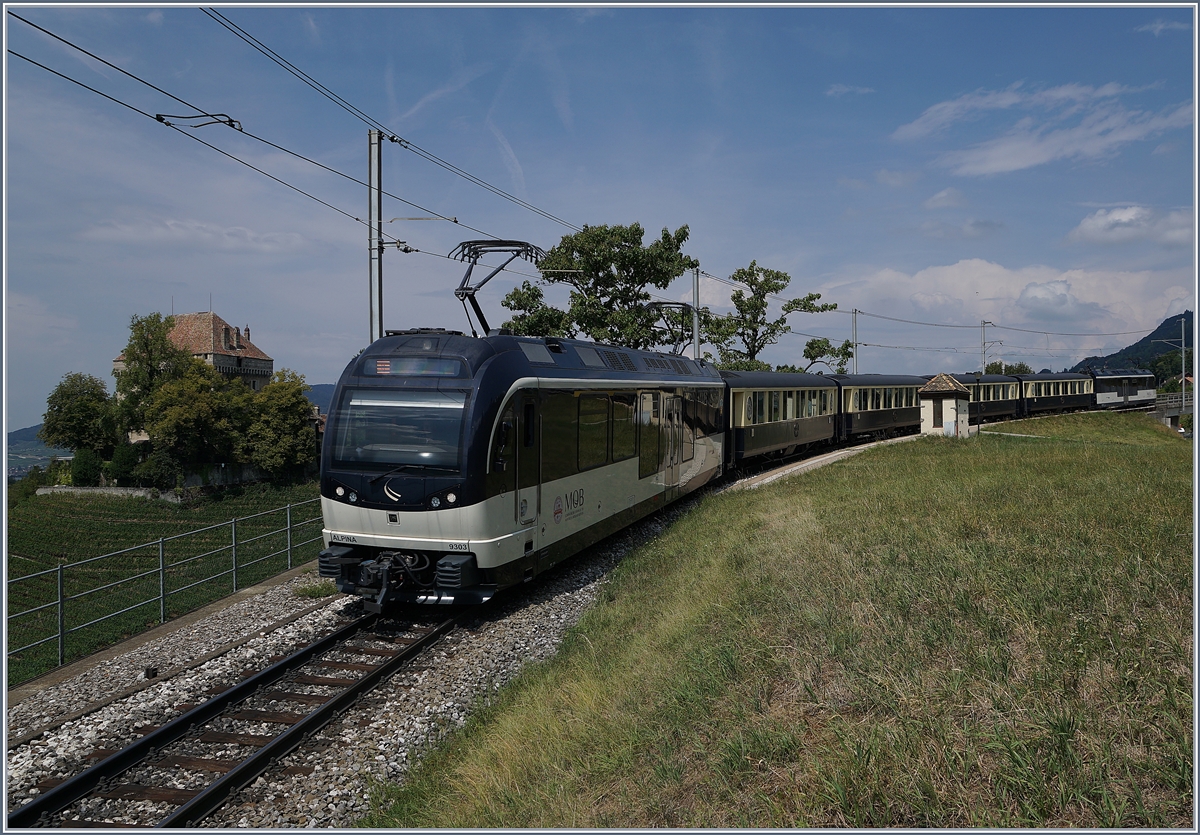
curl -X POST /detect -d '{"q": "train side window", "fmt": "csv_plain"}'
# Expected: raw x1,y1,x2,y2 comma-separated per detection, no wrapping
523,401,536,447
540,392,578,483
612,395,637,461
639,391,660,479
755,391,766,424
578,395,609,471
770,391,781,422
872,388,881,410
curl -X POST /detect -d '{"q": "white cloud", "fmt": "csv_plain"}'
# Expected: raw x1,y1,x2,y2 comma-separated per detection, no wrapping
1136,20,1190,36
876,168,919,187
400,63,494,123
485,116,527,199
80,219,308,252
826,84,875,97
893,80,1189,176
940,101,1193,175
1068,206,1194,246
146,10,163,25
6,293,80,353
893,82,1135,140
1015,279,1110,323
303,13,321,45
923,187,964,209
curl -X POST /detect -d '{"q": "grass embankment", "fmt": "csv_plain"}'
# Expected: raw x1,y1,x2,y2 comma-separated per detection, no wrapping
7,482,321,686
365,412,1192,828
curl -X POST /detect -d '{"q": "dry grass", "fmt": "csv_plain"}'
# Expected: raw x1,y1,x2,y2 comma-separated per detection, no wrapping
364,412,1193,828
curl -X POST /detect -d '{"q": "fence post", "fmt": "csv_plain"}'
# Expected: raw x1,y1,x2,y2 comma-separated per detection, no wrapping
159,538,166,624
57,564,65,667
286,503,293,570
231,517,239,592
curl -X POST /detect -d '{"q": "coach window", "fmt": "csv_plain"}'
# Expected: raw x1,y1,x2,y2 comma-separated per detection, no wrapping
612,394,637,461
639,391,661,479
578,395,609,471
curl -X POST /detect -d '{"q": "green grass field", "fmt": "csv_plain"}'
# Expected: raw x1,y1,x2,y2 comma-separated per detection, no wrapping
365,412,1193,828
6,482,321,686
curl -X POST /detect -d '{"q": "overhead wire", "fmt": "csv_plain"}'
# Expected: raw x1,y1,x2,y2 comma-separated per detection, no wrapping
201,7,585,233
7,11,500,241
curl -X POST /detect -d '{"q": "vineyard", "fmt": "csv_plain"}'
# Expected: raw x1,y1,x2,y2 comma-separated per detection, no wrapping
6,482,323,686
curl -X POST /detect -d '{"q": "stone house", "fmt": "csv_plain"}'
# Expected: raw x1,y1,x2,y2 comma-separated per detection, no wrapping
113,311,274,391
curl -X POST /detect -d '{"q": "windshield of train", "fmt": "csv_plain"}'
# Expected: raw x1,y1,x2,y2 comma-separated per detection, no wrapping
330,388,468,471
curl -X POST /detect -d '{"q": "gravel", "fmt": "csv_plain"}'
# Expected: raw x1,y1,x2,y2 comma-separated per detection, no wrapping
5,502,695,828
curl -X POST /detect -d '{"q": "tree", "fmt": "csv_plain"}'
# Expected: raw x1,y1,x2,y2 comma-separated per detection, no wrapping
984,361,1034,375
774,337,856,374
240,370,318,480
143,359,254,471
502,223,699,350
701,261,839,370
501,281,575,338
113,313,192,433
39,372,115,455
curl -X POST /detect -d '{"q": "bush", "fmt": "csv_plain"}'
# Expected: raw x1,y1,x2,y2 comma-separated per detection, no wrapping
109,442,141,487
132,446,181,489
71,449,103,487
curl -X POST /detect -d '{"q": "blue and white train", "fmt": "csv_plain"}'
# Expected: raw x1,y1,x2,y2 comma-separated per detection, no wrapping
317,329,1154,609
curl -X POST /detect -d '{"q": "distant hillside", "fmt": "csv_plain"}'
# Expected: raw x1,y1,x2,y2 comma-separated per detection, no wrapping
1071,311,1192,373
6,425,71,474
305,384,335,415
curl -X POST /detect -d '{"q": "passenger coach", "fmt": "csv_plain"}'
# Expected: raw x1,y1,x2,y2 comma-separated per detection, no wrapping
720,370,838,465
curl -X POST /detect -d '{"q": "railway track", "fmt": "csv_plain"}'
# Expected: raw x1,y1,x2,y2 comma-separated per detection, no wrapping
7,614,455,828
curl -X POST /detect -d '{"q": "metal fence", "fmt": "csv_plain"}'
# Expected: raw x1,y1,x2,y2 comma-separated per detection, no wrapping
7,499,324,685
1155,391,1194,411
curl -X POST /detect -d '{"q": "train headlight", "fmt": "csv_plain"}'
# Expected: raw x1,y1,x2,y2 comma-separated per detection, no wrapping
446,492,458,504
335,486,345,497
430,496,442,508
348,492,358,503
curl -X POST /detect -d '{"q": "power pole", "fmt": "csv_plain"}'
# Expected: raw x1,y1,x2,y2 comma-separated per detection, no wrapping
1182,314,1187,415
852,309,858,373
368,129,384,343
693,268,700,360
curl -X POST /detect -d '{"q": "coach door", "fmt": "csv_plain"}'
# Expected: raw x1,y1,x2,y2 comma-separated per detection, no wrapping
515,393,540,532
664,395,683,500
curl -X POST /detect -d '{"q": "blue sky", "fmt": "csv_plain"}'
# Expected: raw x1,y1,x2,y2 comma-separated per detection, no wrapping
4,4,1196,431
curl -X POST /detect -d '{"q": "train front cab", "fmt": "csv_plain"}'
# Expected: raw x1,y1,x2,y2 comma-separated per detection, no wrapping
829,375,927,442
721,371,837,465
320,333,726,609
1014,373,1092,417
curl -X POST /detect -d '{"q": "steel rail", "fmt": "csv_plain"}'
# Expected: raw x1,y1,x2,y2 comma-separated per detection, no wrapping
159,616,456,827
6,613,381,828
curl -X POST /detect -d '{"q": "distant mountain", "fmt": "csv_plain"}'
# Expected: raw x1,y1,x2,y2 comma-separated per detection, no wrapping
305,384,336,415
1071,311,1192,373
6,424,71,474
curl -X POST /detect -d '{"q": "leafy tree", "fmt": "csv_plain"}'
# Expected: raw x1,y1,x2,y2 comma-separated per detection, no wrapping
143,359,254,471
503,223,699,350
984,361,1034,375
240,370,318,480
113,313,192,433
70,448,103,487
39,372,115,455
501,281,575,338
701,261,839,370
